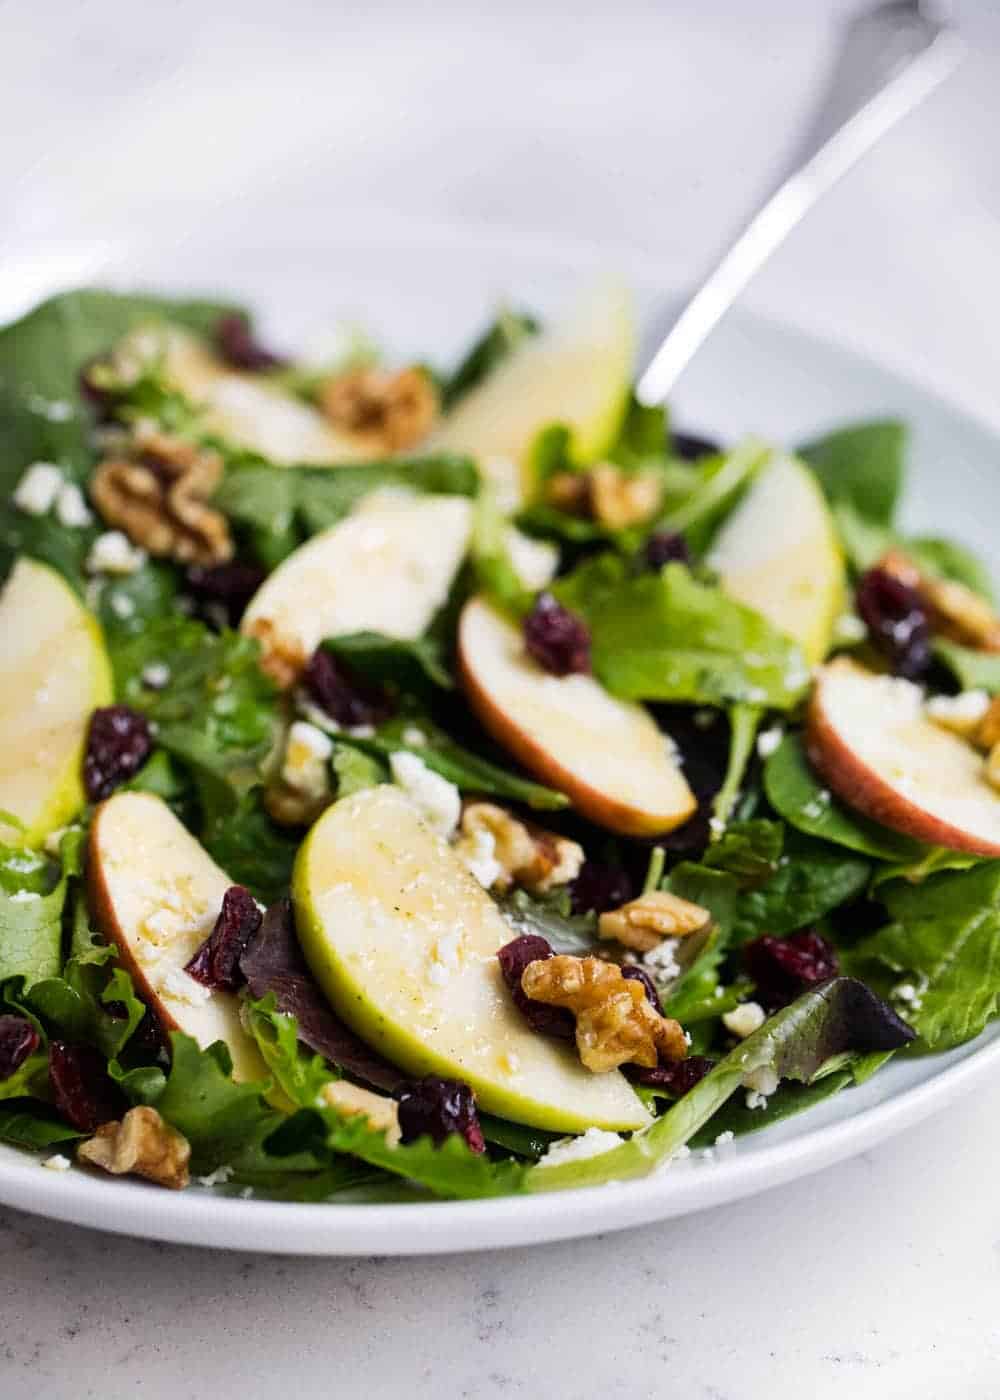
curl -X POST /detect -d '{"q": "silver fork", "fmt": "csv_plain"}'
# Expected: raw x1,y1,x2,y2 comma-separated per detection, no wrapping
636,1,963,408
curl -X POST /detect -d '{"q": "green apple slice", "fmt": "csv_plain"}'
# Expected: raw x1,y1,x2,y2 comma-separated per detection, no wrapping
294,785,651,1133
118,324,371,466
707,452,845,665
241,490,473,685
88,791,268,1084
0,558,113,847
430,282,635,498
457,596,696,836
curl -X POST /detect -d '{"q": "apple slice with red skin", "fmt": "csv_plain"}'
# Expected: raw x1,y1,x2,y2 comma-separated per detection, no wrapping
806,657,1000,857
88,791,268,1083
457,596,696,837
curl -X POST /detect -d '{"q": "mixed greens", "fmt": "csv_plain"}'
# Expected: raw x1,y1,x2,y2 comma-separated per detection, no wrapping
0,283,997,1204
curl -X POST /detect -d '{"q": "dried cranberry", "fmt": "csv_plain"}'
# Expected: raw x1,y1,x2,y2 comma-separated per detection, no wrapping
621,964,663,1014
186,885,262,992
523,593,591,676
83,706,154,802
185,561,266,629
643,531,691,571
671,431,722,461
214,313,287,372
856,566,931,679
569,861,633,916
0,1015,40,1080
49,1042,125,1132
302,649,394,728
397,1076,485,1153
630,1055,716,1094
497,935,575,1040
745,929,840,1010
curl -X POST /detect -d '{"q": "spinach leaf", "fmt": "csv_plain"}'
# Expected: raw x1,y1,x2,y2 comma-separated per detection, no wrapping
799,419,906,527
499,888,598,955
934,640,1000,695
688,1069,855,1146
908,536,994,603
656,438,770,554
733,830,871,943
322,631,452,696
199,789,300,906
848,862,1000,1050
703,819,785,888
213,455,478,567
764,733,924,861
660,863,740,1018
441,309,538,410
555,557,809,709
339,715,569,811
0,1103,83,1151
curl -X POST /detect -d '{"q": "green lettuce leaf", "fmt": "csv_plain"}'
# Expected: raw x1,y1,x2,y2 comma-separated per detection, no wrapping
441,309,538,410
848,862,1000,1050
799,419,906,527
712,703,763,826
0,1102,84,1150
763,733,923,861
732,830,871,944
322,631,452,697
555,557,809,709
150,1032,274,1173
0,845,68,985
656,438,770,553
199,789,299,909
703,819,784,888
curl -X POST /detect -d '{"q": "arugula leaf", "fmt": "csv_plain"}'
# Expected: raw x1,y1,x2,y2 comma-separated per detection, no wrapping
339,714,569,811
934,640,1000,695
322,631,452,696
848,862,1000,1050
764,733,923,861
732,830,871,943
151,1032,273,1172
0,846,67,985
243,995,334,1108
526,978,912,1192
441,309,538,410
266,1104,526,1200
499,888,598,955
213,455,478,567
555,557,809,709
0,1102,83,1150
799,420,906,527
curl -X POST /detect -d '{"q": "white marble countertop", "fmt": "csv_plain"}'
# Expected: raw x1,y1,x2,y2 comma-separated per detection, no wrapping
2,1,1000,1395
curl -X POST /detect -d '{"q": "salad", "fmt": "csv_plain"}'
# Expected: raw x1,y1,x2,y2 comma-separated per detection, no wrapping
0,282,996,1204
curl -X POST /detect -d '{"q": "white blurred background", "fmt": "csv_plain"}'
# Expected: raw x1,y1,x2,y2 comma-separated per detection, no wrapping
2,3,1000,1397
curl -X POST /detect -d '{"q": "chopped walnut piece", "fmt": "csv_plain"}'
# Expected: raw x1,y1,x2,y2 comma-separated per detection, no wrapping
589,463,664,530
521,954,687,1072
455,801,583,894
321,1079,401,1146
598,890,711,953
544,464,663,530
977,697,1000,751
318,366,438,453
77,1106,190,1190
879,548,1000,652
90,427,232,566
243,618,307,689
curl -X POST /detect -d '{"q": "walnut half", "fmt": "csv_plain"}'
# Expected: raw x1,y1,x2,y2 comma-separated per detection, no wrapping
318,367,438,454
880,548,1000,652
90,427,232,567
454,801,584,894
598,890,711,953
521,954,687,1073
77,1106,191,1190
545,463,664,531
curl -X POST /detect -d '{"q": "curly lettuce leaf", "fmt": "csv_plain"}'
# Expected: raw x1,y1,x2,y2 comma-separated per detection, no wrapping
0,845,68,985
555,557,809,709
148,1032,273,1173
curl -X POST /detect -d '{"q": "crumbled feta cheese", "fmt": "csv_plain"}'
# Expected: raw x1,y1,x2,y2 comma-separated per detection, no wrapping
197,1164,234,1188
642,936,681,980
13,462,63,515
893,981,925,1011
159,967,213,1007
745,1089,770,1111
402,725,428,747
756,725,784,760
504,526,559,590
9,889,41,903
282,720,334,800
390,751,461,836
86,530,147,576
833,612,867,644
708,815,726,838
536,1127,623,1168
743,1066,779,1099
28,394,74,422
54,481,94,528
723,1001,766,1039
6,853,44,874
141,662,171,690
714,1130,735,1146
457,826,503,889
109,592,136,619
346,724,375,739
41,1154,72,1172
926,689,991,737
